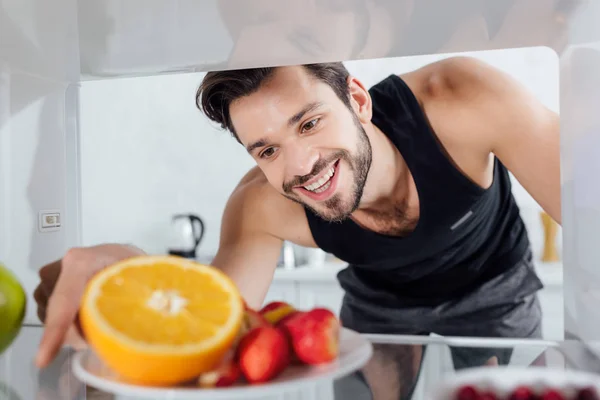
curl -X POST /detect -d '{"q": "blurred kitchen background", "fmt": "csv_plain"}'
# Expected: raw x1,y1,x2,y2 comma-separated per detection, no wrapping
74,46,564,338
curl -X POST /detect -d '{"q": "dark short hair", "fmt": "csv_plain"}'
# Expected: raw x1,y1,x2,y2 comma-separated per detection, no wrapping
196,63,351,142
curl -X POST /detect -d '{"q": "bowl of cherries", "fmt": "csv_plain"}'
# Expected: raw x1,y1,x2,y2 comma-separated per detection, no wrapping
429,367,600,400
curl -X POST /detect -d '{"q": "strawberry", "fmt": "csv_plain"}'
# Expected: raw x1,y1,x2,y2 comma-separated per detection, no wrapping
197,360,241,388
540,389,564,400
197,352,241,388
455,385,480,400
237,326,290,384
275,310,303,328
510,386,536,400
259,301,297,325
275,311,304,364
279,308,340,365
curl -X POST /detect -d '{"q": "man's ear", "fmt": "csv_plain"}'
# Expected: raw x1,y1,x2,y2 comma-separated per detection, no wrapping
347,76,373,123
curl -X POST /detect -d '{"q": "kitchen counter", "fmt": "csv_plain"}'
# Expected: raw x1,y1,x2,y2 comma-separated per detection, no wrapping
274,260,564,287
2,326,599,400
268,259,565,341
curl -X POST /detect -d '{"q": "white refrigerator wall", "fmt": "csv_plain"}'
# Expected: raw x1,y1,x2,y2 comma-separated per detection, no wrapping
0,0,81,324
78,47,560,261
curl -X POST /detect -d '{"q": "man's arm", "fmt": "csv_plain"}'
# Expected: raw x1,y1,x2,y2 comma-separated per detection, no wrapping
210,177,284,310
428,56,562,224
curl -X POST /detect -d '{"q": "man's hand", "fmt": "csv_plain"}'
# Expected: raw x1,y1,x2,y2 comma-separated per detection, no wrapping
33,243,145,368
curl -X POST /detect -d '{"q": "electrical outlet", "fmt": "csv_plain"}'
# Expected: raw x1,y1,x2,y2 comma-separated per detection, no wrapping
39,210,61,232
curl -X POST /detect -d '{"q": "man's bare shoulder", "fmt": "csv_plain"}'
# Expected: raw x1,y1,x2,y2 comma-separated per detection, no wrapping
401,56,532,146
401,56,506,102
225,167,317,246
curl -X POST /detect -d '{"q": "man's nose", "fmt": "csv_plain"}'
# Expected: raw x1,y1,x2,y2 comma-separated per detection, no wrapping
285,145,319,178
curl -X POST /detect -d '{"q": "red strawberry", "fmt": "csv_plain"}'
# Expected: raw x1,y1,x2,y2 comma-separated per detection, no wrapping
260,301,297,325
279,308,340,365
275,311,304,364
510,386,536,400
540,389,564,400
455,385,479,400
276,310,303,328
197,352,241,388
237,326,290,384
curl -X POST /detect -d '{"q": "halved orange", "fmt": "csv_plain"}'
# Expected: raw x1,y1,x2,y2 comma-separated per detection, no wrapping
79,256,244,386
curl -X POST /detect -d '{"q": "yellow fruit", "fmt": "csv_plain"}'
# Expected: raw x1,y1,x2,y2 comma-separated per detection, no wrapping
0,262,26,354
80,256,244,386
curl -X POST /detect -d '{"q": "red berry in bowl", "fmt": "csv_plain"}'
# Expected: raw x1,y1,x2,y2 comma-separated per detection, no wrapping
576,387,600,400
510,386,536,400
456,385,480,400
540,389,564,400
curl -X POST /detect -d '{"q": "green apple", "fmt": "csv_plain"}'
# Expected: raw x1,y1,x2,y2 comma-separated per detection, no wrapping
0,262,26,354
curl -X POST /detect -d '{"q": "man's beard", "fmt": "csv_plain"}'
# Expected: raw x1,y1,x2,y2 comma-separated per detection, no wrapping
281,119,372,222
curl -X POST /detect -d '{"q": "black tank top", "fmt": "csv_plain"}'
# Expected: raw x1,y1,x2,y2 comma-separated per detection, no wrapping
304,74,531,307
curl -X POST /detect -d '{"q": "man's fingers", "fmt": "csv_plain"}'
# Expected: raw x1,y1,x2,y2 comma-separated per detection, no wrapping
485,356,499,366
36,305,46,325
38,260,62,287
36,267,87,367
35,293,79,367
33,286,46,309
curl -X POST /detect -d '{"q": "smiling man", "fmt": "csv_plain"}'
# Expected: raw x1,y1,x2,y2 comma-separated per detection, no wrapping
192,59,560,377
198,59,559,320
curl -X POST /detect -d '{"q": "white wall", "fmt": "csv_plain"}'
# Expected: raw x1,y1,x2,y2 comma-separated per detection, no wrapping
0,0,81,324
78,73,255,256
79,46,561,263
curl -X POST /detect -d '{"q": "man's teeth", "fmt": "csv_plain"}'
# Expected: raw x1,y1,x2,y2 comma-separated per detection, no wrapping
304,166,335,193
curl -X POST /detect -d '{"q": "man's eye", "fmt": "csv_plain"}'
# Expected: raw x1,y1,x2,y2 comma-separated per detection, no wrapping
301,118,320,133
260,147,276,158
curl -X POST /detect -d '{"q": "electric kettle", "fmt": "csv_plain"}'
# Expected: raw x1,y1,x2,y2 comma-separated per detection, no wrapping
167,214,205,259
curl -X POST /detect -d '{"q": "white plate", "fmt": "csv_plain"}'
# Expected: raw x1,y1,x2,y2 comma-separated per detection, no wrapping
429,366,600,400
72,327,373,399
